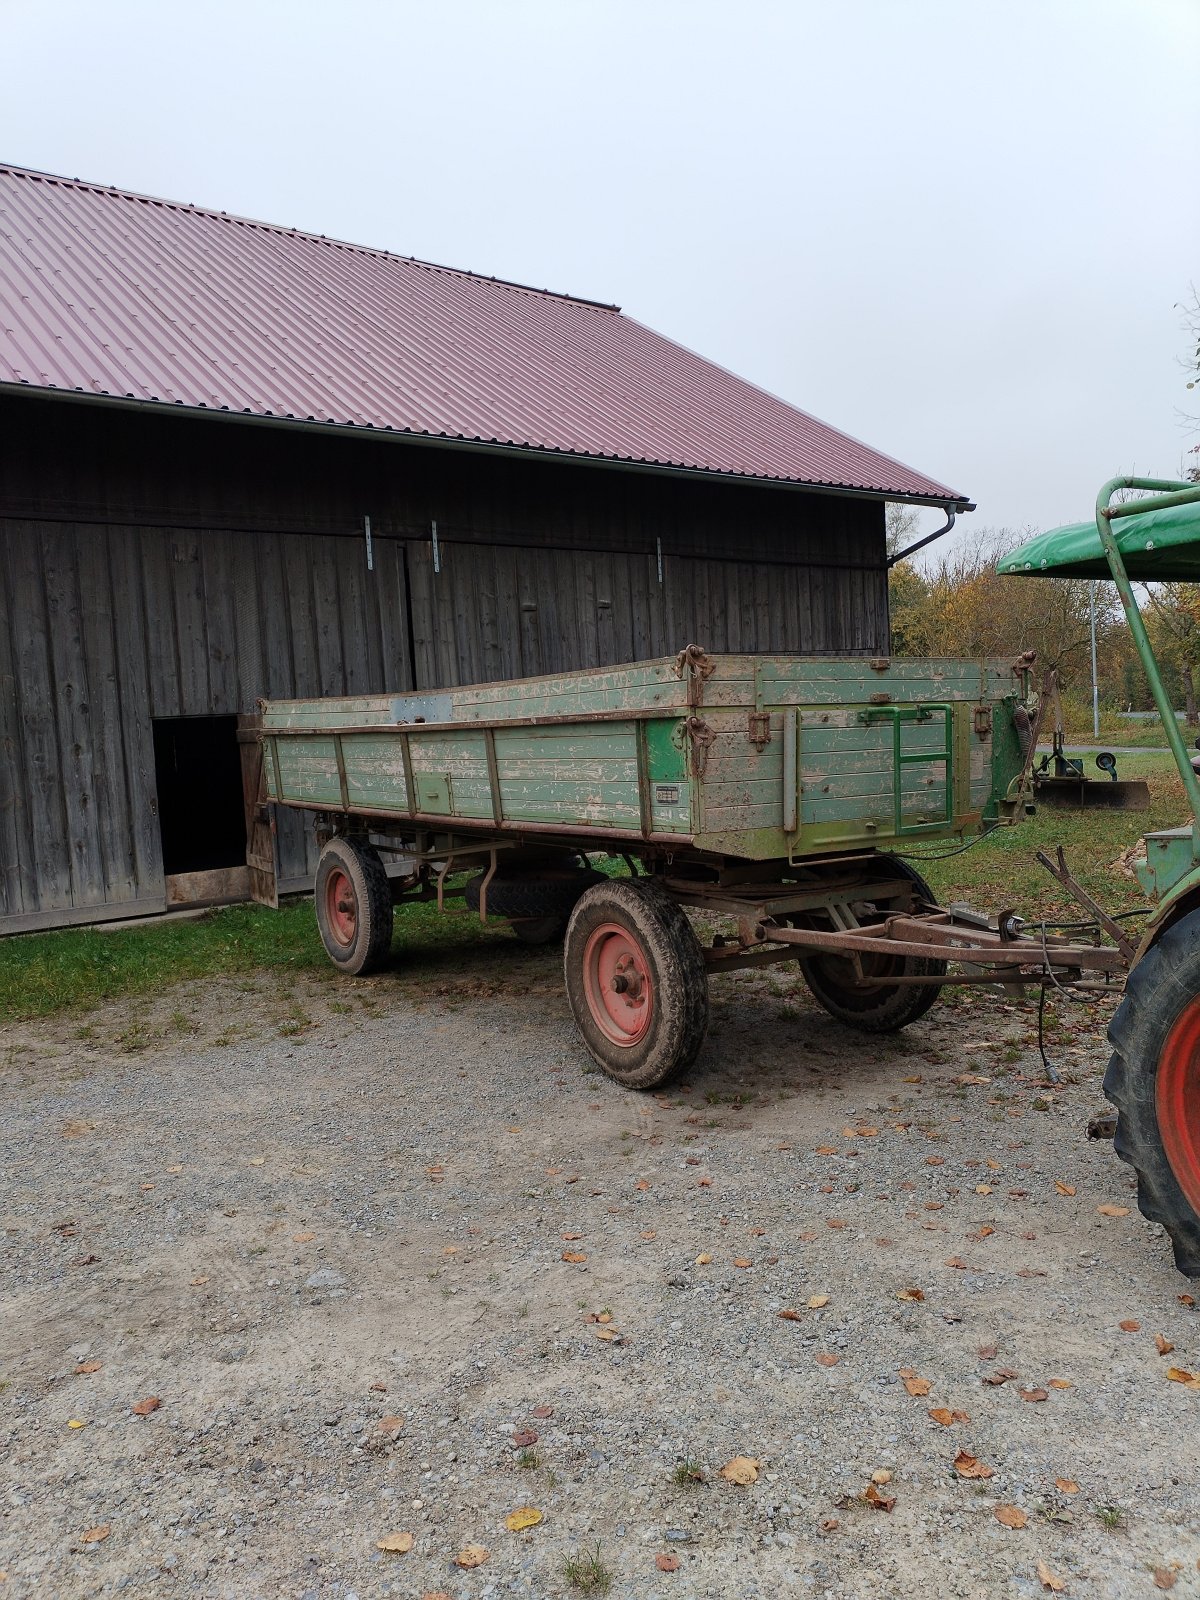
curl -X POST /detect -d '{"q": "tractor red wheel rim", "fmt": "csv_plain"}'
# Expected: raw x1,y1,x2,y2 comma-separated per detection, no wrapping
1157,998,1200,1215
581,922,654,1047
324,867,358,947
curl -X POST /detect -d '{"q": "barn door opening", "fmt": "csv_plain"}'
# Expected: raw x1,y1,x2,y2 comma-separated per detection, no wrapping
152,714,252,907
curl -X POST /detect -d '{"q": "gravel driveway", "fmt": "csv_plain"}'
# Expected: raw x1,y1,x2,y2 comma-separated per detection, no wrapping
1,934,1198,1599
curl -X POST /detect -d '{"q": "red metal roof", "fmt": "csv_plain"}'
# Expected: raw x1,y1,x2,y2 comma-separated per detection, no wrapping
0,165,967,504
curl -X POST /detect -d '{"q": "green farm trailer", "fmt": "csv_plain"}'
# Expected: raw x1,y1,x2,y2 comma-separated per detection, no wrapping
258,644,1126,1090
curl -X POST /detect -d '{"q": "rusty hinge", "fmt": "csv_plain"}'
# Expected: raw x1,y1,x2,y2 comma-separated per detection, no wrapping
869,658,891,672
747,710,771,751
869,691,892,704
686,715,715,777
973,704,992,739
674,643,715,708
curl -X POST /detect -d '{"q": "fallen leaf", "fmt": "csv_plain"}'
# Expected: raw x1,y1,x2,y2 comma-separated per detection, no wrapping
1156,1333,1175,1355
61,1119,94,1139
66,1418,87,1430
695,1253,712,1266
561,1251,587,1264
903,1375,932,1397
635,1179,650,1191
975,1184,993,1196
131,1397,160,1415
248,1156,266,1167
80,1525,110,1544
594,1327,621,1342
504,1507,542,1532
826,1219,847,1230
903,1074,923,1083
897,1287,925,1302
640,1230,657,1240
164,1164,183,1174
870,1468,892,1484
720,1455,760,1485
1179,1294,1195,1306
864,1481,895,1511
378,1416,405,1438
983,1367,1020,1385
292,1231,316,1243
1036,1558,1066,1592
1048,1378,1073,1390
1153,1568,1177,1590
733,1258,753,1268
928,1408,969,1426
376,1531,414,1553
953,1450,994,1479
1054,1181,1076,1196
511,1429,538,1448
138,1183,155,1192
814,1353,839,1367
1019,1388,1049,1403
656,1553,680,1572
1096,1204,1129,1217
1055,1479,1079,1494
945,1257,967,1270
1017,1267,1047,1278
807,1294,830,1309
369,1382,387,1392
925,1155,944,1166
74,1361,102,1374
1166,1367,1200,1389
778,1309,803,1322
190,1275,210,1286
70,1254,99,1267
977,1343,998,1359
561,1232,583,1241
454,1545,489,1568
995,1504,1027,1529
1119,1319,1141,1332
531,1405,554,1419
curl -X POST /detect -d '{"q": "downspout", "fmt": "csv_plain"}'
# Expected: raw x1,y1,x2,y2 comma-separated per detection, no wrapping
1094,476,1200,839
888,507,959,568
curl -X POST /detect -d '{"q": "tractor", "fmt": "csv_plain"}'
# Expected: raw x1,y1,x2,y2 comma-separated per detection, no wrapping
1000,476,1200,1276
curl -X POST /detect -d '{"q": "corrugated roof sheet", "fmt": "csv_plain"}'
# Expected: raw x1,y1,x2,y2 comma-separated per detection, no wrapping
0,164,967,504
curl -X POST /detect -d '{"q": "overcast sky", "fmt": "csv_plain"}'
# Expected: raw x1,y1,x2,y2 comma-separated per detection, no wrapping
4,0,1197,549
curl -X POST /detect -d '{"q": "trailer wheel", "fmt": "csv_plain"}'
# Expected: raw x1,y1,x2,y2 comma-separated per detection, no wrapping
464,865,605,945
1105,910,1200,1277
799,859,946,1033
564,880,709,1089
314,837,394,975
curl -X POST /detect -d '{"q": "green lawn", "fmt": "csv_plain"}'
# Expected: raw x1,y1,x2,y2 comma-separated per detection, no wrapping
1,752,1184,1025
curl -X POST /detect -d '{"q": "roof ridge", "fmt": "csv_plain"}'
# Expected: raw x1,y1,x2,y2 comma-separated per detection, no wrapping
0,161,622,313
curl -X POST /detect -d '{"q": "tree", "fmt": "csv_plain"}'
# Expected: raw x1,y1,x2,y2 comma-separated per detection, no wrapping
1145,584,1200,726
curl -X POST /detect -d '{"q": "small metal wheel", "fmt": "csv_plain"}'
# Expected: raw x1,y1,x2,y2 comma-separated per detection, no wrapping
313,836,394,975
564,880,709,1089
1106,907,1200,1276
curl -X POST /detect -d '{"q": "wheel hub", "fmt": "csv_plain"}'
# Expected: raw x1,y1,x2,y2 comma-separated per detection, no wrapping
324,867,358,947
582,922,654,1047
1157,999,1200,1215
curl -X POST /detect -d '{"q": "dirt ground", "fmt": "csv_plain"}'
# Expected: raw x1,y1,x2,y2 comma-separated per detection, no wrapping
2,934,1199,1600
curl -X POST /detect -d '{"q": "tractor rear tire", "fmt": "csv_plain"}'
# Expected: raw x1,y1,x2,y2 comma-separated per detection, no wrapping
799,858,946,1033
564,880,709,1089
1105,908,1200,1277
314,837,394,975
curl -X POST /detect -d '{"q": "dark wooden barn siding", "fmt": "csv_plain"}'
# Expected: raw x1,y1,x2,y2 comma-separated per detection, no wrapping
0,516,412,927
0,394,890,931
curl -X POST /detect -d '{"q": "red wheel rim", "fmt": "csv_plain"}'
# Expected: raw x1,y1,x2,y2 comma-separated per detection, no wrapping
581,921,654,1047
324,867,358,947
1157,998,1200,1215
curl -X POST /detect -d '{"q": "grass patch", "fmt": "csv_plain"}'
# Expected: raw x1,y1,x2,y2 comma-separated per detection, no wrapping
918,751,1179,924
562,1543,612,1594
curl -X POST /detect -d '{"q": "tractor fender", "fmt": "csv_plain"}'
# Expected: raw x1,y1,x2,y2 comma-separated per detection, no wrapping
1132,866,1200,969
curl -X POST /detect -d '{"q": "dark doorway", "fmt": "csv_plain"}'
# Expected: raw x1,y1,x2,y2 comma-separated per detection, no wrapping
152,715,246,876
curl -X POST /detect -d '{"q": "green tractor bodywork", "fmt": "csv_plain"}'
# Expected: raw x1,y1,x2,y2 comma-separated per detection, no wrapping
999,477,1200,958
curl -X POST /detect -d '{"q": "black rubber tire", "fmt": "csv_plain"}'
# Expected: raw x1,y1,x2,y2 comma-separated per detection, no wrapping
1105,910,1200,1277
314,837,394,975
464,865,604,945
799,857,946,1033
563,880,709,1089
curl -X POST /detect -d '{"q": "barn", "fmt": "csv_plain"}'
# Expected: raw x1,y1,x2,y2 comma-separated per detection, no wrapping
0,164,969,935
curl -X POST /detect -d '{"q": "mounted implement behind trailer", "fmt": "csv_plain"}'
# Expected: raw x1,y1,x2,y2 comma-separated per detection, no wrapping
1000,476,1200,1277
258,646,1125,1090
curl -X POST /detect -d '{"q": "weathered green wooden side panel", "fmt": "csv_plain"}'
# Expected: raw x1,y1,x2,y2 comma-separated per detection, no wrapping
261,653,1025,859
